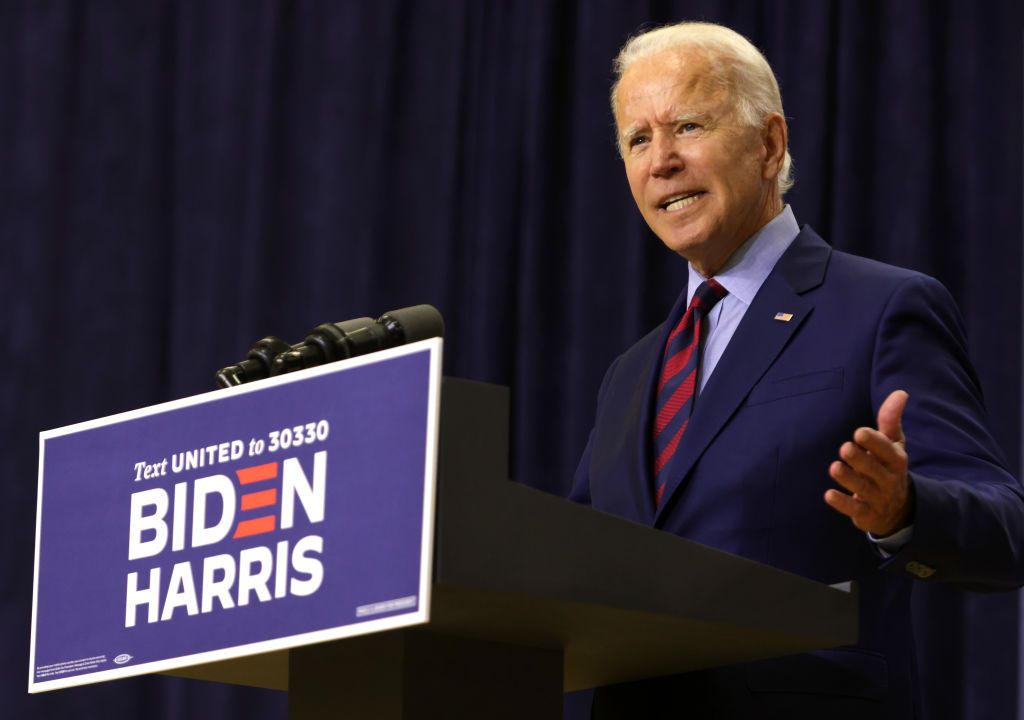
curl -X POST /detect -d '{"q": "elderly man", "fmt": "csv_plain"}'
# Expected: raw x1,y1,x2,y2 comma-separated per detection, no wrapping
570,22,1024,719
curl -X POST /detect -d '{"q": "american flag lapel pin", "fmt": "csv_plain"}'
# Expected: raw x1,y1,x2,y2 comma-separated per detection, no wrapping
773,312,794,322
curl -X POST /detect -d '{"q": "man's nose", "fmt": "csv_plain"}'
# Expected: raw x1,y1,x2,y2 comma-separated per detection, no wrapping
649,135,683,177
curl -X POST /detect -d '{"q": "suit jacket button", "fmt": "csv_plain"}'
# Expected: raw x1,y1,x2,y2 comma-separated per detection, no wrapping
905,561,936,579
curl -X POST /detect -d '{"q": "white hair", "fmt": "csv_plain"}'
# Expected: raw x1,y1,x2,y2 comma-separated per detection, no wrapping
612,22,794,196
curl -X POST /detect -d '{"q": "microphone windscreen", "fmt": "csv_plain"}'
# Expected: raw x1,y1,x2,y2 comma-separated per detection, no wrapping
382,305,444,343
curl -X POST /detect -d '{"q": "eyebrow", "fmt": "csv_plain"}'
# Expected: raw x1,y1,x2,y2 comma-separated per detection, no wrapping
619,112,710,145
620,125,646,144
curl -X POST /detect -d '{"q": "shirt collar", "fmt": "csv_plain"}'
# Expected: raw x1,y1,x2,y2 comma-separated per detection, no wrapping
687,205,800,306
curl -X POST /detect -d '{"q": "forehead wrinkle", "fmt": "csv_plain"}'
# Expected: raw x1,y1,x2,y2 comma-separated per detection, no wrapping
615,50,740,146
660,46,734,93
617,49,734,115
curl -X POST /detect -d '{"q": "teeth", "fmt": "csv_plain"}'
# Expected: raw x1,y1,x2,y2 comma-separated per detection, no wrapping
665,194,701,211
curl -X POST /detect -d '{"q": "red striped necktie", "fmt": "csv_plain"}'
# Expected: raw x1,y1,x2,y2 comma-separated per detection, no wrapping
652,278,729,506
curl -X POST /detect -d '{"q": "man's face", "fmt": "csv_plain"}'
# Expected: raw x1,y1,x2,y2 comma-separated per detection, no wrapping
614,49,782,276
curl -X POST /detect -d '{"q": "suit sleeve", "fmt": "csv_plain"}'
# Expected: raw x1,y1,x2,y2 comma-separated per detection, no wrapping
568,354,623,506
871,274,1024,590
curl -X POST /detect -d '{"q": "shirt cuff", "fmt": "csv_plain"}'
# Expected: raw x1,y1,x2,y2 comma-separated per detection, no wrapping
868,524,914,557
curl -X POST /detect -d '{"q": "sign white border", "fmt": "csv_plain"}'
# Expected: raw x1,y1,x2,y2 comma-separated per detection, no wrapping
29,338,443,693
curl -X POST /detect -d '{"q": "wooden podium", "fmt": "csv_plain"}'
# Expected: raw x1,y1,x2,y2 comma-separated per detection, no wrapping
167,378,857,719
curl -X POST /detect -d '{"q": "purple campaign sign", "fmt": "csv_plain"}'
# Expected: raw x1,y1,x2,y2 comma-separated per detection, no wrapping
30,339,441,692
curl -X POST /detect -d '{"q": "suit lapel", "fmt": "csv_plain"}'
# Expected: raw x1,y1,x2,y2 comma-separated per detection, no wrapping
625,349,658,524
652,228,831,525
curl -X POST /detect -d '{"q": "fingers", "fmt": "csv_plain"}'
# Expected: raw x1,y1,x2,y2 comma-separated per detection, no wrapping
831,433,907,497
876,389,908,443
824,389,913,536
829,458,869,500
838,440,889,486
824,487,867,524
851,427,908,475
829,451,900,513
824,487,895,534
825,464,911,535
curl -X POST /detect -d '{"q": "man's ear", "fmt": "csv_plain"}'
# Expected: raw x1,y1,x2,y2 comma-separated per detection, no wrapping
761,112,788,181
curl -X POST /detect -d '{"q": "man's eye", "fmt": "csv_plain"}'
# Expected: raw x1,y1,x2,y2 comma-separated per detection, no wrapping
628,136,649,149
679,122,701,133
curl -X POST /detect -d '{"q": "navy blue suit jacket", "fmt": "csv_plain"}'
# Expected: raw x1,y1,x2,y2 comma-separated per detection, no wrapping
570,227,1024,718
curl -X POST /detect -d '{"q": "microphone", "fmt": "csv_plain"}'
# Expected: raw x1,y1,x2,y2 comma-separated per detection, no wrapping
214,336,294,388
215,304,443,388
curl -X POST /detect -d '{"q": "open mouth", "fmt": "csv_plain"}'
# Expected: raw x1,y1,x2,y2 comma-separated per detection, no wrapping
659,192,704,212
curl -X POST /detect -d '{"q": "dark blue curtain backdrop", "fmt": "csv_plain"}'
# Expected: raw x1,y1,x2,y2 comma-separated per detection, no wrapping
2,1,1020,718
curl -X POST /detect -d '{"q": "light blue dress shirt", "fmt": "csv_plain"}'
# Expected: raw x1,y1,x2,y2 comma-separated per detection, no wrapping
688,204,799,395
